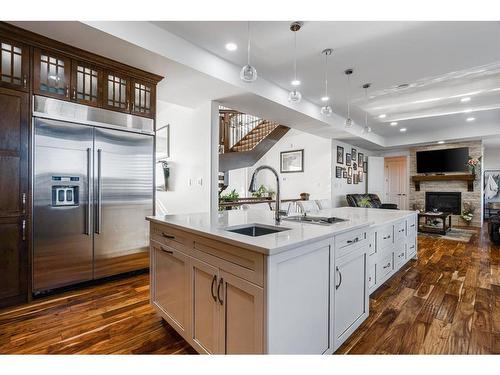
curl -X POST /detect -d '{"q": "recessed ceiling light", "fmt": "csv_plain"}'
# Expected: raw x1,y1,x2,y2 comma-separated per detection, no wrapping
291,79,301,86
390,122,398,126
225,42,238,51
438,141,445,144
466,117,475,122
399,128,407,132
321,96,330,102
378,114,386,119
460,97,471,103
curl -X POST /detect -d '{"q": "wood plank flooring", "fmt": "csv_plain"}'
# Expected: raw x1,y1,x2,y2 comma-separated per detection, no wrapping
0,225,498,354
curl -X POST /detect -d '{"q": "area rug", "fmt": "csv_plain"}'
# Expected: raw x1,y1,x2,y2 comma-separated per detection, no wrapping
418,228,476,243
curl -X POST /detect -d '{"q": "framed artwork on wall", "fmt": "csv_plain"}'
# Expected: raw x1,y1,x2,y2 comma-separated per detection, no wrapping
351,148,357,161
358,171,363,182
353,174,358,184
280,149,304,173
343,170,348,178
348,166,353,177
347,177,352,184
358,152,364,166
335,166,343,178
484,169,500,218
353,162,357,171
336,146,344,164
363,161,368,172
346,153,352,166
156,124,170,160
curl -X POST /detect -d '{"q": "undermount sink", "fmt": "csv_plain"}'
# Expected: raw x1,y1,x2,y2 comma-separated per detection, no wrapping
225,224,290,237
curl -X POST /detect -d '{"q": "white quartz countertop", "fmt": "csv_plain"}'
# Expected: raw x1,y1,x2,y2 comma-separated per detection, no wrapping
147,207,417,255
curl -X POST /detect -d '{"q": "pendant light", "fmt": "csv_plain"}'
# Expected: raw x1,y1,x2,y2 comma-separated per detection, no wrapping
320,48,333,116
344,69,353,128
362,83,372,134
240,21,257,82
288,22,303,103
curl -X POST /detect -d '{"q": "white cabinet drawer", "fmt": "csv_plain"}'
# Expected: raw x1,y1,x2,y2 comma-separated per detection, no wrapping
379,252,393,279
407,216,417,233
395,220,406,239
407,240,417,258
334,228,368,259
376,224,394,251
367,231,376,256
394,244,406,267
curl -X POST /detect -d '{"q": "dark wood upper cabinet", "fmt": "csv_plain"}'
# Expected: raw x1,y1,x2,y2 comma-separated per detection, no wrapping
131,79,155,118
102,71,130,113
71,60,102,107
33,48,71,100
0,37,29,92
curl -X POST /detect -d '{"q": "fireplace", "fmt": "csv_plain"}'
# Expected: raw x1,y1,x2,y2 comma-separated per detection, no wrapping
425,192,461,214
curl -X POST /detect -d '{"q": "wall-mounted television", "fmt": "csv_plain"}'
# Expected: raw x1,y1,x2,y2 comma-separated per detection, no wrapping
416,147,469,174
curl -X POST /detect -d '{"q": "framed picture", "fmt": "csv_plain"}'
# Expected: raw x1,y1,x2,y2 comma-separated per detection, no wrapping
353,162,357,171
156,124,170,160
335,166,343,178
351,148,357,161
358,152,364,166
484,170,500,218
353,174,359,184
346,153,352,166
348,166,353,177
363,161,368,172
343,170,348,178
347,177,352,184
358,171,363,182
336,146,344,164
280,149,304,173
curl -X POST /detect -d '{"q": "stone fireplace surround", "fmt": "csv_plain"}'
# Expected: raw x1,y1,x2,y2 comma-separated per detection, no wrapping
409,140,483,228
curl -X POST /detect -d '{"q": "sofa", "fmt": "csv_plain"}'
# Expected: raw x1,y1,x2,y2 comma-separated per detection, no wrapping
346,194,398,210
489,214,500,245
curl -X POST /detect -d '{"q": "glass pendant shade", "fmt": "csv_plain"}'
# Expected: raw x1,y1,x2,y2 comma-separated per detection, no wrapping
240,64,257,82
345,117,353,128
321,104,333,116
288,89,302,103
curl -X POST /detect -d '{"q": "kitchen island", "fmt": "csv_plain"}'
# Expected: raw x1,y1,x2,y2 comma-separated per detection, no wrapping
146,207,417,354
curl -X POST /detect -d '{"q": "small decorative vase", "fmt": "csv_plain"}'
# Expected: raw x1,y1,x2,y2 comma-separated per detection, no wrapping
468,166,475,176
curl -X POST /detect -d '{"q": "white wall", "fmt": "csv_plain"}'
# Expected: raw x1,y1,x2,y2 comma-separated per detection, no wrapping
155,100,214,215
331,140,374,207
484,146,500,170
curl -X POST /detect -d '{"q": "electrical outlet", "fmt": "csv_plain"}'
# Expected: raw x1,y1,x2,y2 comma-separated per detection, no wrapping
197,178,203,186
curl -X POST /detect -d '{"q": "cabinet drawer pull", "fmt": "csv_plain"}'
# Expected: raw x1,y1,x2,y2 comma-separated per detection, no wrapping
335,266,342,290
65,86,69,98
160,246,173,254
211,275,217,302
409,245,415,249
217,277,224,305
383,262,391,270
398,252,404,258
23,75,28,88
410,224,415,228
21,219,26,241
161,232,175,240
22,192,26,214
383,235,391,240
398,229,405,233
346,237,359,244
72,88,77,100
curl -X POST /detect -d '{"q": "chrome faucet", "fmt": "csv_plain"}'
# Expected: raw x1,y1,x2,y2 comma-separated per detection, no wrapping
248,165,281,223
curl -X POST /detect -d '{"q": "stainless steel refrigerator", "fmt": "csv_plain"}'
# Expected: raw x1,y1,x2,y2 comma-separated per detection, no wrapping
32,96,154,293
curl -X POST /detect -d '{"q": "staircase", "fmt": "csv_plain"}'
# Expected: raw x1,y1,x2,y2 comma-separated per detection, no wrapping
218,107,289,172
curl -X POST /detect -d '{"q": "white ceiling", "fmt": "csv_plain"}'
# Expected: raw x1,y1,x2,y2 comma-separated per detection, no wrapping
156,21,500,146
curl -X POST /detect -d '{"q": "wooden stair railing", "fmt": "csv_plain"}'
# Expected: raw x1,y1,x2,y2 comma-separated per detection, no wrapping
230,120,280,152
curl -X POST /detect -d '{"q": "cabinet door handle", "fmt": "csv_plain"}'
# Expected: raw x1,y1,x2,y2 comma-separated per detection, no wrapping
347,237,359,244
398,229,405,233
383,262,391,269
161,232,175,240
21,219,26,241
160,246,173,254
410,224,415,228
335,266,342,290
65,86,69,98
21,192,26,214
72,88,77,100
383,235,391,240
217,277,224,305
23,75,27,88
211,275,217,302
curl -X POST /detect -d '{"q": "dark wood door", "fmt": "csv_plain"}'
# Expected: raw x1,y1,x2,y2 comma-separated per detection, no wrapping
33,48,71,100
131,79,155,118
0,87,29,307
102,71,130,113
0,37,29,92
71,60,102,107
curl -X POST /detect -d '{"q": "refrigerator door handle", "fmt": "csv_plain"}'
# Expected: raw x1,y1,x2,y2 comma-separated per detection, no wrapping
86,148,91,235
95,148,102,234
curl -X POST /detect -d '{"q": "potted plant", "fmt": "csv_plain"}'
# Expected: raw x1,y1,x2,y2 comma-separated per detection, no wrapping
461,201,474,225
466,156,481,176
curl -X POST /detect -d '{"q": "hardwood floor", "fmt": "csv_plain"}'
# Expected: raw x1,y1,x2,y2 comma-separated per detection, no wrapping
0,225,498,354
337,226,500,354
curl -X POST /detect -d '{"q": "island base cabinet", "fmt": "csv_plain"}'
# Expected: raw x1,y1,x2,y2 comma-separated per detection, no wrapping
219,271,264,354
151,242,190,336
333,246,369,350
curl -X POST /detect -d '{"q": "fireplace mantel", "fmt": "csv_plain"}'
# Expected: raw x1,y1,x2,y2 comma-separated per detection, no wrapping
411,174,475,192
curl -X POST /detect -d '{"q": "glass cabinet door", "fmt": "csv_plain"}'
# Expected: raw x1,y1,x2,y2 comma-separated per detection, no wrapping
71,61,101,107
131,79,155,118
0,38,29,92
103,71,130,113
33,48,71,100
